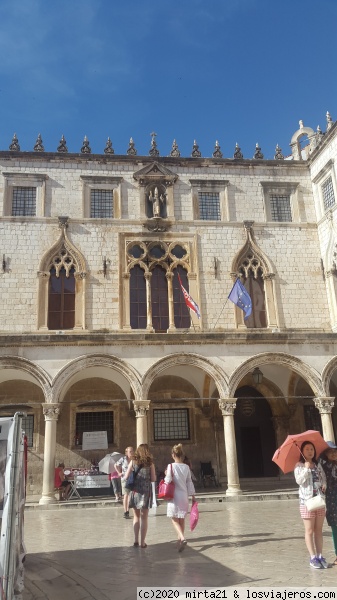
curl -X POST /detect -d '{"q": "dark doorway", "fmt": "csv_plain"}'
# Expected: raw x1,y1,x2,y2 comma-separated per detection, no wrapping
240,427,263,477
234,386,278,477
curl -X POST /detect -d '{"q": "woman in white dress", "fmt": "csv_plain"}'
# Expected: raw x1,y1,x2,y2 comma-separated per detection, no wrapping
165,444,196,552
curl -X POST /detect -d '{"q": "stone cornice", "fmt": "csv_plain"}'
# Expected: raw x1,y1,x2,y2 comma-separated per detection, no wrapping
0,330,336,347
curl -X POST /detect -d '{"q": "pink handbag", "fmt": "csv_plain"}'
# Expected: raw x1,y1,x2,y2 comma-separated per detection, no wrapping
158,464,175,500
190,501,199,531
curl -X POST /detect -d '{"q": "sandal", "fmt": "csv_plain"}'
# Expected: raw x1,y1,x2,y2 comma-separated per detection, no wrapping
333,558,337,565
133,542,139,547
140,543,147,548
178,540,187,553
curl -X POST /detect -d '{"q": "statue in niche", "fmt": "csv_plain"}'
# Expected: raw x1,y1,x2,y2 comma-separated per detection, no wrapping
148,186,166,218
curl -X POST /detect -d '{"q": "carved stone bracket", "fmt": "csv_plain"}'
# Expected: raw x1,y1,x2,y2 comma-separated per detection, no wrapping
143,217,172,232
42,403,61,421
314,397,335,414
133,401,150,418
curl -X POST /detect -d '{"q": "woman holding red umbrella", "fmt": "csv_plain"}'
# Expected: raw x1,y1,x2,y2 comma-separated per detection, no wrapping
294,441,327,569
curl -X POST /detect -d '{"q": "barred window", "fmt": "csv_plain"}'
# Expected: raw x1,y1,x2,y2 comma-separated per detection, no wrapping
322,177,335,212
270,195,292,222
75,411,114,445
153,408,190,441
303,405,322,436
12,187,36,216
198,192,220,220
22,415,34,447
90,189,114,218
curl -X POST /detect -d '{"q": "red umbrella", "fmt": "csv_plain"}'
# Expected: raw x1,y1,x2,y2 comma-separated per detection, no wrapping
272,430,329,474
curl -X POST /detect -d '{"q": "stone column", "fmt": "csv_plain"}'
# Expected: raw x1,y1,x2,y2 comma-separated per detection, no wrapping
166,272,176,330
134,401,150,446
271,415,290,447
39,403,60,505
122,272,132,330
144,272,154,331
218,398,242,495
314,397,336,442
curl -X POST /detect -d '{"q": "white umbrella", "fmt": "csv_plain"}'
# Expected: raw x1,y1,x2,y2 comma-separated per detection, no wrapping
99,452,124,474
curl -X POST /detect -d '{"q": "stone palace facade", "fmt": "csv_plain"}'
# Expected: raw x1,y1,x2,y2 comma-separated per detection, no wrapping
1,117,337,504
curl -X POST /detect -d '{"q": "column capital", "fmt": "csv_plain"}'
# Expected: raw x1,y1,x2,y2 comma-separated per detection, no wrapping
314,397,335,414
42,403,61,421
133,400,150,417
218,398,237,416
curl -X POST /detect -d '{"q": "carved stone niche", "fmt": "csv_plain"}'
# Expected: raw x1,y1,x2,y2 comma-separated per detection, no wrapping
133,161,178,220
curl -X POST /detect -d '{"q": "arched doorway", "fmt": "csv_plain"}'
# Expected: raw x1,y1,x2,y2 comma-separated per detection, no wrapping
234,386,278,477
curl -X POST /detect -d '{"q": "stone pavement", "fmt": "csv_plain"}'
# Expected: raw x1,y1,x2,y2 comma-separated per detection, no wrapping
23,500,337,600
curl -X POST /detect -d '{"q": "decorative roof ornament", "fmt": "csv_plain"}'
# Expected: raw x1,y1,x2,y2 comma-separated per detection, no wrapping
191,140,201,158
57,135,68,153
149,132,159,157
274,144,284,160
169,139,180,157
326,111,334,131
104,137,114,154
9,133,20,152
212,140,223,158
127,137,137,155
81,136,91,154
233,142,243,159
253,143,264,159
34,133,44,152
316,125,324,140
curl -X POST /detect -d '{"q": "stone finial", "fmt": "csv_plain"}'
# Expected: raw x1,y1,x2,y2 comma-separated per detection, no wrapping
149,131,159,157
169,139,180,157
104,137,114,154
34,133,44,152
191,140,201,158
274,144,284,160
127,137,137,155
57,135,68,153
326,111,333,131
9,133,20,152
233,142,243,159
81,136,91,154
253,143,264,159
299,120,304,129
212,140,223,158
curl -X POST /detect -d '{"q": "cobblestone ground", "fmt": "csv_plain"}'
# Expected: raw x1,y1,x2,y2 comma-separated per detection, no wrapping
23,500,337,600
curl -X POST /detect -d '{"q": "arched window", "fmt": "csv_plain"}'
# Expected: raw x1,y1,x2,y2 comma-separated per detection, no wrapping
242,270,267,328
173,266,190,328
48,266,75,330
151,265,169,332
130,265,147,329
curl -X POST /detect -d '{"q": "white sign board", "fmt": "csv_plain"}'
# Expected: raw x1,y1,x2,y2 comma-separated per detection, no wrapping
82,431,108,451
75,475,110,488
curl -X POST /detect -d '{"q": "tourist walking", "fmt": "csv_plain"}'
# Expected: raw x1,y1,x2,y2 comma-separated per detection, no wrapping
124,443,156,548
115,446,134,518
294,441,327,569
165,443,195,552
319,441,337,565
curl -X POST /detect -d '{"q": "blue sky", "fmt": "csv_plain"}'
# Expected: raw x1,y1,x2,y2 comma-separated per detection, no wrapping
0,0,336,159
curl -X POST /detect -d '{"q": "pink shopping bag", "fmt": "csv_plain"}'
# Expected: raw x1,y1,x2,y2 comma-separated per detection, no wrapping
190,501,199,531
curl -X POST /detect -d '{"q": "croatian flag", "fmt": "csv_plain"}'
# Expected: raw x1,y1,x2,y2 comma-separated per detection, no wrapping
228,278,252,319
177,273,201,319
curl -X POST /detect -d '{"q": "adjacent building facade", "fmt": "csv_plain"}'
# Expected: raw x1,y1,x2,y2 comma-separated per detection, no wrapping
1,118,337,504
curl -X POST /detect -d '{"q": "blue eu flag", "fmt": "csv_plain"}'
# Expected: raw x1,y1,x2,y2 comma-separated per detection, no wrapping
228,279,252,319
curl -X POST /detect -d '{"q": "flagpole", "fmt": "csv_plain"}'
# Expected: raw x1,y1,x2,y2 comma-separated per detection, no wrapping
212,297,230,330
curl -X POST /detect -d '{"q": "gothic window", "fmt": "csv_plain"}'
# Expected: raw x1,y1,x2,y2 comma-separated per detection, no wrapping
130,265,147,329
173,267,190,328
127,241,196,332
151,265,169,332
238,254,267,328
48,266,75,330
